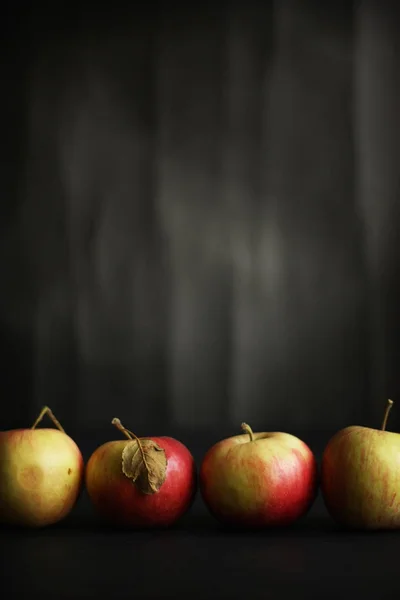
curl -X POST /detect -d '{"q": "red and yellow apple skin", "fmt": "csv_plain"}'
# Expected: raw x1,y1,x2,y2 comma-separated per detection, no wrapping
86,436,197,528
321,425,400,530
200,427,318,528
0,428,84,527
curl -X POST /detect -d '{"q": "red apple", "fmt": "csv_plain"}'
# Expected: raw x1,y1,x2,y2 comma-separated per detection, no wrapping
85,418,197,527
0,406,84,527
200,422,317,528
321,399,400,530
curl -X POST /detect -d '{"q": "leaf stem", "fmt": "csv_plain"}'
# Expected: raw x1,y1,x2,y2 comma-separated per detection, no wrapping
111,418,150,475
31,406,66,433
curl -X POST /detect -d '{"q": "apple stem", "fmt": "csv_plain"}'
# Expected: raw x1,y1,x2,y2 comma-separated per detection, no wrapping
111,417,150,473
241,422,254,442
31,406,66,433
111,418,134,441
381,399,394,431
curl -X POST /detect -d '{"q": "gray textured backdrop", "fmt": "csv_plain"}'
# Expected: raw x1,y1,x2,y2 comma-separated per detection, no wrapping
2,0,400,435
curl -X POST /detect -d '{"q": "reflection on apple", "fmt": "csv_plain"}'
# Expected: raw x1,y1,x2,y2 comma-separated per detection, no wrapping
200,422,318,528
321,399,400,530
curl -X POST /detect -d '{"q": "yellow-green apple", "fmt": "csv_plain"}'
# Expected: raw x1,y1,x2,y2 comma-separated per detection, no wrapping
321,399,400,530
85,418,197,527
0,406,84,527
200,423,318,528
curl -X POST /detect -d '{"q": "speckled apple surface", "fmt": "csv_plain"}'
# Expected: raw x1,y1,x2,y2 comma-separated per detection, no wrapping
86,437,197,527
321,425,400,529
0,428,84,527
200,430,318,527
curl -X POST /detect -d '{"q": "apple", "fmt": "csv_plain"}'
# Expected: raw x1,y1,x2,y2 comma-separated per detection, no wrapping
200,422,318,528
85,418,197,527
0,406,84,527
321,399,400,530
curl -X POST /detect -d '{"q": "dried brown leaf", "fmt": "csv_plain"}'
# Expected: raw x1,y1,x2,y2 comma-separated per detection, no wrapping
121,439,167,495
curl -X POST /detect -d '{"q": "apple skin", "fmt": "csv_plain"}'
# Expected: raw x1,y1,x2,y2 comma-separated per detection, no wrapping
200,430,318,528
0,428,84,527
321,426,400,530
86,436,197,528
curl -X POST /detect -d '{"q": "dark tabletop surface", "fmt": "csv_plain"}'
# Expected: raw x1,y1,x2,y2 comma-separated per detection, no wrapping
1,431,399,599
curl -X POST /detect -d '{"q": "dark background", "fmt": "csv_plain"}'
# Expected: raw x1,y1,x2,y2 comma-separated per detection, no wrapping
2,1,400,598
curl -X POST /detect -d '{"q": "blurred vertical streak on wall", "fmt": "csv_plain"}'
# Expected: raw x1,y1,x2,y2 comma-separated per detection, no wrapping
228,0,366,430
223,2,276,425
354,0,400,425
19,37,79,424
0,17,34,424
59,16,169,429
156,6,231,428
